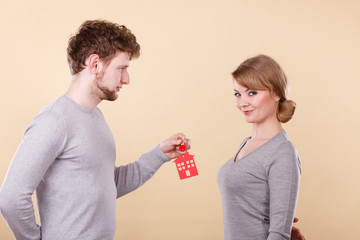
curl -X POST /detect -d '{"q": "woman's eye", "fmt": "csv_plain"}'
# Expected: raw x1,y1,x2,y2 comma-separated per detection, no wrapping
249,91,257,96
234,92,241,97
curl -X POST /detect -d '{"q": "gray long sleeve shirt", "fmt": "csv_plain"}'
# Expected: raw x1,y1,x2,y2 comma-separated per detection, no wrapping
217,130,301,240
0,96,170,240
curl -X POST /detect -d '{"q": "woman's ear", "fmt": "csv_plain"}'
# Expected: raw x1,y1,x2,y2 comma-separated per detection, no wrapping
87,54,100,73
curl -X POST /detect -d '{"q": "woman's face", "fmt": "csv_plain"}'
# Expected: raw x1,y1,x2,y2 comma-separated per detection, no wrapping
234,81,280,124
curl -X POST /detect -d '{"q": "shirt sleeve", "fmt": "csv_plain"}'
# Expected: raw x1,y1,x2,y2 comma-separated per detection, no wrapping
114,145,170,198
0,111,67,240
267,142,301,240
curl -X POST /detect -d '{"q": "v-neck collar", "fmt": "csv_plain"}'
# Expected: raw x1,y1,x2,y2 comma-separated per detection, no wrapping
233,129,285,163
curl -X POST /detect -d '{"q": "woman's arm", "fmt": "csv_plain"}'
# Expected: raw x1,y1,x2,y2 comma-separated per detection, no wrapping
267,142,301,240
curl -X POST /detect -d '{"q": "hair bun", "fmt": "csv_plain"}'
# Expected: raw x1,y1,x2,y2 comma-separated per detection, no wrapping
277,99,296,123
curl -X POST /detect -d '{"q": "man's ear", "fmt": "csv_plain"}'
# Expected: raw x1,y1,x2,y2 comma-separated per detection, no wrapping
88,54,100,73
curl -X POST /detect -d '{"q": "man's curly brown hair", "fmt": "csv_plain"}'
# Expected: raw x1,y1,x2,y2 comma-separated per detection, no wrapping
67,20,141,75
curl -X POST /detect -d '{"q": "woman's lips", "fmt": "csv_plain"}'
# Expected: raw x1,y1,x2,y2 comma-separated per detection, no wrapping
242,110,253,115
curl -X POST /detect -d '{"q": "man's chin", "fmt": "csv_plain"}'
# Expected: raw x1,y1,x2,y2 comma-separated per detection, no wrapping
107,94,118,101
101,92,118,102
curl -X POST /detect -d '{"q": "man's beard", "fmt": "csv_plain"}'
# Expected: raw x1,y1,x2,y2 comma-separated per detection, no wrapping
95,74,118,101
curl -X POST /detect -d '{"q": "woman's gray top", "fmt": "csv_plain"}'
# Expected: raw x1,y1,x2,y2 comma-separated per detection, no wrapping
217,130,301,240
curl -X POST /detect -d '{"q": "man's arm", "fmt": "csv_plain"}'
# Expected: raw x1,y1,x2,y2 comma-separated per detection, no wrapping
114,133,189,198
0,112,66,240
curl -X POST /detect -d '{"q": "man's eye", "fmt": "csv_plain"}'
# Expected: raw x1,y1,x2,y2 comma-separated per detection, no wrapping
249,91,257,96
234,92,241,97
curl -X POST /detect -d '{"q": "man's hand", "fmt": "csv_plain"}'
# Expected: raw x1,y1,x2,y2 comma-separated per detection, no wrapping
291,217,306,240
159,133,191,159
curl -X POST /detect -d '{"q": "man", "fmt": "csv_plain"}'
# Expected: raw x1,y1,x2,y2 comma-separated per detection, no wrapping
0,20,189,240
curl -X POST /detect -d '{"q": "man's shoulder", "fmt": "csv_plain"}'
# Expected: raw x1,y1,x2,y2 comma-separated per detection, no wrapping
39,96,69,116
28,97,69,131
31,96,105,131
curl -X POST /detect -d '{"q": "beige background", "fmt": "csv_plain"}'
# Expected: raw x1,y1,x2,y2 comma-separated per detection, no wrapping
1,0,359,239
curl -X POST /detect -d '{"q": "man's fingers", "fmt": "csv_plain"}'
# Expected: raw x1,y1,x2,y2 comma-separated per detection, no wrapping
171,134,191,148
172,133,185,145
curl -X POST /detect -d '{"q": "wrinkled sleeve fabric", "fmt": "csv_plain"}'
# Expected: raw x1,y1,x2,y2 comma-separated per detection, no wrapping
267,142,301,240
0,111,66,240
114,145,170,198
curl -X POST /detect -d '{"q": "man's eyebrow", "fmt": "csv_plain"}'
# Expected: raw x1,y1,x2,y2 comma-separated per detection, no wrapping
117,64,129,68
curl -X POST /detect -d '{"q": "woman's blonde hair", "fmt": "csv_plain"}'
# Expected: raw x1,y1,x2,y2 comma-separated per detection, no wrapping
232,54,296,123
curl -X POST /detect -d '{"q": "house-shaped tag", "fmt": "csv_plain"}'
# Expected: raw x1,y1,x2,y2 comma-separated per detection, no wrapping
174,152,198,180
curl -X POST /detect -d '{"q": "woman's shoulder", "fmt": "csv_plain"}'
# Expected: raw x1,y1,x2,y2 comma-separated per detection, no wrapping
269,130,297,150
265,130,300,164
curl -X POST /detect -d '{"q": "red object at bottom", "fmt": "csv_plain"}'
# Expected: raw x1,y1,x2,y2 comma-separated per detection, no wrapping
174,152,198,180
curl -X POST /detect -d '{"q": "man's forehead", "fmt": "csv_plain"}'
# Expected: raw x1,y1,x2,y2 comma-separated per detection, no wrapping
110,51,130,65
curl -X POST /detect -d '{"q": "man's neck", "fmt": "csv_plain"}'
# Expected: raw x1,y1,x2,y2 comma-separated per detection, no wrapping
64,75,101,110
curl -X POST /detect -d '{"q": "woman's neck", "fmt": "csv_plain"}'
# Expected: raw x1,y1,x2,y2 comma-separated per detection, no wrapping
251,121,283,141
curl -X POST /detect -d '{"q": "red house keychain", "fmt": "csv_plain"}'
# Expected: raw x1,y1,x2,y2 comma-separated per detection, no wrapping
174,138,198,180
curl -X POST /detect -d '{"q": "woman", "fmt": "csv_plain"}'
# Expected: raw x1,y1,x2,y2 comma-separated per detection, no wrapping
217,55,301,240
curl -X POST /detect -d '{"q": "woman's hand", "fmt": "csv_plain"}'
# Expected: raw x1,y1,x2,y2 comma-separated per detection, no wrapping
291,218,306,240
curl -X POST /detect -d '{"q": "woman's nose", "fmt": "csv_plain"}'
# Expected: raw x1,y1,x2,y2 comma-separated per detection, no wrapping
236,97,249,108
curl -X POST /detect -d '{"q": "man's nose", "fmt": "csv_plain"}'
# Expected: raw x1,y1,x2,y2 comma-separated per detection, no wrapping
121,70,130,85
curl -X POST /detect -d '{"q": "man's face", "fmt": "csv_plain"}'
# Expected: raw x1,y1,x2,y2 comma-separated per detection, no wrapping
95,51,130,101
